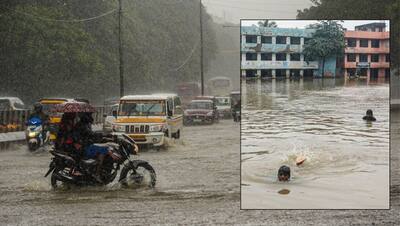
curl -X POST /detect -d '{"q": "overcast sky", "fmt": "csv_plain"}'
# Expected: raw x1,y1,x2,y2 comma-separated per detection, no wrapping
202,0,313,23
241,20,391,31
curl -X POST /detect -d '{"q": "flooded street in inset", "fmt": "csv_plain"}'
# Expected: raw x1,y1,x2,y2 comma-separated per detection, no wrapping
241,78,389,209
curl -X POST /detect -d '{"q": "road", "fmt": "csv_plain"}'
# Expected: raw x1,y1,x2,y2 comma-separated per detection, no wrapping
0,117,399,225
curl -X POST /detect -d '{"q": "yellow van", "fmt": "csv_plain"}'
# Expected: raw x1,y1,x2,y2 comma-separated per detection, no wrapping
112,94,183,147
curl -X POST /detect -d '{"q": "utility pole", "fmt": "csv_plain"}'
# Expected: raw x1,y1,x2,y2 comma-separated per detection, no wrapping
200,0,204,95
118,0,124,97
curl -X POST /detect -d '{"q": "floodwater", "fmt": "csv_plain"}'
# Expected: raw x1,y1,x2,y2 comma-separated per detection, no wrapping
241,78,389,209
0,121,240,225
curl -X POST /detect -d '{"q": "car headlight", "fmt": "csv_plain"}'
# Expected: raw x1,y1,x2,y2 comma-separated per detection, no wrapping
149,124,164,132
206,111,213,116
112,124,125,132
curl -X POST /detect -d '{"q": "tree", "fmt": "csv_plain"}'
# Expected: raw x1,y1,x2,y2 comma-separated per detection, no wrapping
258,20,277,27
297,0,399,69
302,20,345,77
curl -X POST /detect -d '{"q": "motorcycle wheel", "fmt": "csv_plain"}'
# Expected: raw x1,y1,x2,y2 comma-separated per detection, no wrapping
28,142,38,152
119,162,156,188
50,169,68,189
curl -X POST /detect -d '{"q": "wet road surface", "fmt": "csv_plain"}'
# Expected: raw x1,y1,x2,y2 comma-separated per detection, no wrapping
0,109,399,225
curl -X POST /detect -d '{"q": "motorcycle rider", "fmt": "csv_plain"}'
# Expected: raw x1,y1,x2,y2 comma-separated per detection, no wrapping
55,112,76,153
28,102,50,142
73,113,122,183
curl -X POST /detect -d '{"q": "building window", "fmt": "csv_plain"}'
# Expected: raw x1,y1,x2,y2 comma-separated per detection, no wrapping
290,37,300,45
386,54,390,62
276,53,286,61
261,53,272,61
261,36,272,44
347,38,356,47
379,27,383,32
245,70,257,78
261,69,272,78
371,54,379,62
359,54,368,62
371,39,380,48
246,53,257,61
276,36,286,44
359,39,369,47
246,35,257,43
290,53,300,61
347,54,356,62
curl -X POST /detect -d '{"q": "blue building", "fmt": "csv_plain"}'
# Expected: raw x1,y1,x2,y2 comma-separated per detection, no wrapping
241,26,337,78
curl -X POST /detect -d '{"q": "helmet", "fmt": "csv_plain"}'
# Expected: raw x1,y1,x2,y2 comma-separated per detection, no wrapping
33,103,43,112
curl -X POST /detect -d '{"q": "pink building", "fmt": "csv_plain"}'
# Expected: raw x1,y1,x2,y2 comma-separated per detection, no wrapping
344,23,390,79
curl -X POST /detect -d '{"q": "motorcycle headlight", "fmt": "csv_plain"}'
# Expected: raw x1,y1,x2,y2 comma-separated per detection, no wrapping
149,124,164,132
112,124,125,132
29,132,37,137
206,111,213,116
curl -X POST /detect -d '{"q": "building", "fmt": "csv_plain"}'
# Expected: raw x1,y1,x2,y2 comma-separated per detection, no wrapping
344,22,390,79
241,26,337,79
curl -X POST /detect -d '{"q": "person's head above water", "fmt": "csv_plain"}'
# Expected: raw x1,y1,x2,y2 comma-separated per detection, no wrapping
363,109,376,121
278,165,291,181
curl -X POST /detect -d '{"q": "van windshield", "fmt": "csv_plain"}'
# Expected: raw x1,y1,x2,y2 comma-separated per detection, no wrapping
119,100,165,116
188,102,212,110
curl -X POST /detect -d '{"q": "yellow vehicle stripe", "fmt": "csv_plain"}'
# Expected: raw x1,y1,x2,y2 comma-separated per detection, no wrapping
40,100,66,104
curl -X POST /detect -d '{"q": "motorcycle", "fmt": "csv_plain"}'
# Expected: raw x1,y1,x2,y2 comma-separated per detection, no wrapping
45,133,156,189
25,117,50,151
233,110,241,122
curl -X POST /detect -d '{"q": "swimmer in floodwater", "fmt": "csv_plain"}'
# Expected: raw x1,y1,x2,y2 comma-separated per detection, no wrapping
363,109,376,121
278,165,291,181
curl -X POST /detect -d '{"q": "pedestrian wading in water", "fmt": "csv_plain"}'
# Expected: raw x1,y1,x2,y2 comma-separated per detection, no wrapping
278,165,291,181
363,109,376,121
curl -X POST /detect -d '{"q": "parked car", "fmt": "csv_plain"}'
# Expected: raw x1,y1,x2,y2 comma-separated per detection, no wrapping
184,100,217,125
215,96,231,119
103,104,118,134
0,97,26,111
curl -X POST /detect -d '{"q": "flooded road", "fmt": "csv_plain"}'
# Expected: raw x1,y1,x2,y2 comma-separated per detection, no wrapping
241,78,389,209
0,121,240,225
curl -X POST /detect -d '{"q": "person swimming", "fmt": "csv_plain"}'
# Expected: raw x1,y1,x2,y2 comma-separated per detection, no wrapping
278,165,291,181
363,109,376,121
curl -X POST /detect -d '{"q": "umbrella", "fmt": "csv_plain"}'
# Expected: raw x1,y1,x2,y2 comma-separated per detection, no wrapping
51,102,96,113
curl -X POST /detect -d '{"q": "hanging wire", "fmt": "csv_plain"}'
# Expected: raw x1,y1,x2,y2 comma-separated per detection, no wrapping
3,6,117,23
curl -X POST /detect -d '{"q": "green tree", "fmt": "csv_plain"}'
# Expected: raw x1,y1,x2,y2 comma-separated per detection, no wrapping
302,20,345,77
297,0,399,70
257,20,277,27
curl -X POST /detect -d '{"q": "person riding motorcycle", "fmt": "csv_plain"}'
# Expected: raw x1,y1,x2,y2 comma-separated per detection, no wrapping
28,102,50,141
55,112,76,153
72,113,125,183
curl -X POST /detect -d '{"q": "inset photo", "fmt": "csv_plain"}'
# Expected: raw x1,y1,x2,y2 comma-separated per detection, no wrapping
240,19,390,209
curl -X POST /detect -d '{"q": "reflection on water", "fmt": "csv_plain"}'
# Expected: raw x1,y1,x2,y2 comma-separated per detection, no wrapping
241,78,389,209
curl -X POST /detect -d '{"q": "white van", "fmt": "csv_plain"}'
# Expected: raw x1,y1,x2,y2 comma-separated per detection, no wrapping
112,94,183,147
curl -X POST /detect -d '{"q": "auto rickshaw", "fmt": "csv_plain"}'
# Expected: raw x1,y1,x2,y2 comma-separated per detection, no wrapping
40,98,90,141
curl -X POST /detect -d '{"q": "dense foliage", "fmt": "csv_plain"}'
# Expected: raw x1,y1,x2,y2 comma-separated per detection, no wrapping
297,0,399,71
302,21,345,76
0,0,217,105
